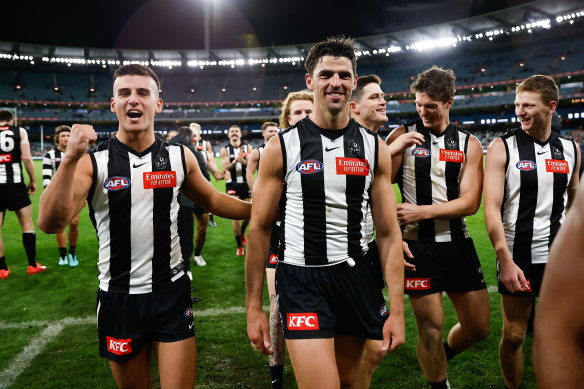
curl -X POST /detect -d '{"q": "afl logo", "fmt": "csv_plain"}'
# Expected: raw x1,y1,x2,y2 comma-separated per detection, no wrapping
104,176,131,191
516,160,536,171
184,308,193,318
296,159,323,174
412,148,431,158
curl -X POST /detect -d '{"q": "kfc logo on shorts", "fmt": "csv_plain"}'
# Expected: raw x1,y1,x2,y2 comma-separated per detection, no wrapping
379,303,389,317
269,254,278,265
405,278,431,290
106,336,132,355
545,159,569,174
143,171,177,189
296,160,323,174
104,176,131,191
287,313,319,330
227,189,237,195
523,280,532,292
184,308,193,318
516,160,536,171
412,148,431,158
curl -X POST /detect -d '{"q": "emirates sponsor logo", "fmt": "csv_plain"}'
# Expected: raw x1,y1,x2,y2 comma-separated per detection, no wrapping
439,149,464,163
0,154,12,163
106,336,132,355
336,157,370,176
269,254,278,264
545,159,569,174
287,313,319,330
143,171,177,189
405,278,431,290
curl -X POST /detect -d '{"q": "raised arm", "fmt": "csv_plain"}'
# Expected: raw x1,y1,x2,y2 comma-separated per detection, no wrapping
245,136,283,356
484,138,527,293
371,139,405,353
38,124,96,233
567,144,581,208
534,182,584,387
246,148,260,192
181,148,250,220
19,128,36,195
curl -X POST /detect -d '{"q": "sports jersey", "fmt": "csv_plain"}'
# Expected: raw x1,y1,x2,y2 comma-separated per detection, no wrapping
195,140,208,163
396,119,472,242
42,148,65,188
88,137,187,294
0,125,24,184
500,128,577,265
279,117,377,267
224,143,248,184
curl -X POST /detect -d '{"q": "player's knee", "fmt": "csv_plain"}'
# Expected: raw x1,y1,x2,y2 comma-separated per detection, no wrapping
197,230,206,239
467,321,490,342
70,219,79,229
502,326,526,349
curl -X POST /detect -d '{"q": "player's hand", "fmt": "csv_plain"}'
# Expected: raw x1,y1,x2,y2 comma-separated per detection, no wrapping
27,181,36,195
246,306,273,355
397,203,426,226
388,132,424,156
381,311,405,353
66,124,97,161
499,259,529,293
403,241,416,271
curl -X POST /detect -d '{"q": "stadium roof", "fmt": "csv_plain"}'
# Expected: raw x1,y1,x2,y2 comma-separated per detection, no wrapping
1,0,583,69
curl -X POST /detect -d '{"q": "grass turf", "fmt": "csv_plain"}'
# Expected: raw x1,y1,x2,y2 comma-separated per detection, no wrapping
0,159,537,388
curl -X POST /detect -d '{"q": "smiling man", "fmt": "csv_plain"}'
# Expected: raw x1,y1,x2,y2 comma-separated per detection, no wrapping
484,74,580,389
38,64,251,388
386,66,489,389
245,37,405,388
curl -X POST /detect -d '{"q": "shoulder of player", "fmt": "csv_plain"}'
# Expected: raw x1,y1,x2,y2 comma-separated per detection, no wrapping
385,124,406,145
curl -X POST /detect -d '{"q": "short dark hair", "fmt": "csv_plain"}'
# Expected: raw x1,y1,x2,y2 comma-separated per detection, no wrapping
262,121,278,130
0,110,14,123
410,66,456,103
351,74,382,103
304,36,356,77
113,64,161,91
516,74,558,106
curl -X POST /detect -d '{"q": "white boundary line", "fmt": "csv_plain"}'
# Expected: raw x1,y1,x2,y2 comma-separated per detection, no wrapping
0,288,501,388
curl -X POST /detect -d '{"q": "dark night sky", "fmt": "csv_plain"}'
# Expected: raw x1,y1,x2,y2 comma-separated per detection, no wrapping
3,0,532,50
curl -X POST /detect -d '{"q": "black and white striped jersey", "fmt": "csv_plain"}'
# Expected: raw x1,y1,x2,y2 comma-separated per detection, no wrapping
224,143,248,184
279,117,378,267
42,148,64,188
0,125,24,184
396,119,473,242
88,137,187,294
500,129,577,265
195,139,208,163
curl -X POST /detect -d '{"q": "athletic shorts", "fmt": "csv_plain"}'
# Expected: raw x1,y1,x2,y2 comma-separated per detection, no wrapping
96,275,195,363
193,203,208,216
276,254,388,340
368,240,385,290
403,238,486,296
225,182,250,200
0,183,31,212
266,223,281,270
498,262,546,297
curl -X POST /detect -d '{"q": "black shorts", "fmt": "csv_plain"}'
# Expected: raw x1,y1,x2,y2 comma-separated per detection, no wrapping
0,183,31,212
193,203,208,216
498,262,546,297
276,255,388,340
96,275,195,363
266,223,281,270
404,238,486,296
226,182,250,200
368,240,385,290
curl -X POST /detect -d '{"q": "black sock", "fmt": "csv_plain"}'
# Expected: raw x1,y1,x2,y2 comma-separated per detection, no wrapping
235,235,242,248
443,340,460,362
23,232,36,267
59,247,67,258
0,256,7,270
241,220,249,234
210,214,215,222
195,247,202,256
429,378,450,389
270,365,284,389
69,245,76,256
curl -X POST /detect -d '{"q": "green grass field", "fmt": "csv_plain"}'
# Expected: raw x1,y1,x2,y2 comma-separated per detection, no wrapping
0,159,538,388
